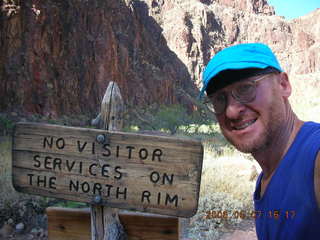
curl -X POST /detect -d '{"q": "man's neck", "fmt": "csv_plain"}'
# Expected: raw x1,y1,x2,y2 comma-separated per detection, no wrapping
252,111,304,180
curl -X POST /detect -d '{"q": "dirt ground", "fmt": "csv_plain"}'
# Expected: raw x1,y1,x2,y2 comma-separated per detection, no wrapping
220,220,257,240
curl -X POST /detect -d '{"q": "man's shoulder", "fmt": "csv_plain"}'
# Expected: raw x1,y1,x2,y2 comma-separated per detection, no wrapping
296,121,320,146
301,121,320,131
315,152,320,208
302,121,320,208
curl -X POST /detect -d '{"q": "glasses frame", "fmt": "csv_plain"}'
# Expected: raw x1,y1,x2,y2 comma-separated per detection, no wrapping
204,73,275,114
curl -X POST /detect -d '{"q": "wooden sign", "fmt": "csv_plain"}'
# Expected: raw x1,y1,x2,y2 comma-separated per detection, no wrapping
12,122,203,217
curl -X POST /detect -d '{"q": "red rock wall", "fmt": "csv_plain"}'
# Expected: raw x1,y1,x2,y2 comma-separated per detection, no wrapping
0,0,196,117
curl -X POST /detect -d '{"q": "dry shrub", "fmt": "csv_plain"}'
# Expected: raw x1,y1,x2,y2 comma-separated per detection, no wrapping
188,145,260,239
0,136,19,203
290,73,320,122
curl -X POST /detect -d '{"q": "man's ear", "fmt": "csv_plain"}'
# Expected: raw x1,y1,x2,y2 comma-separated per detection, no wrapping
278,72,292,98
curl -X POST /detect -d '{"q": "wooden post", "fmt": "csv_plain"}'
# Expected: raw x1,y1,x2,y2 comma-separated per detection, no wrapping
90,81,126,240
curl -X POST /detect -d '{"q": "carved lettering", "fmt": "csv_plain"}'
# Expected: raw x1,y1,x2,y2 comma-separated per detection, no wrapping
152,149,162,161
33,155,41,168
79,161,83,174
89,163,97,176
157,192,161,205
116,145,120,157
149,171,174,185
43,137,53,149
150,171,160,183
114,166,122,180
69,179,79,192
66,160,76,172
92,142,95,154
141,190,151,203
140,190,179,207
139,148,148,160
44,156,52,170
56,138,65,149
12,122,203,218
163,173,174,185
68,180,127,200
77,141,87,152
49,176,57,189
36,175,47,187
165,193,178,207
101,164,110,177
93,183,102,195
116,187,127,199
53,158,62,171
126,146,135,159
28,174,34,185
102,144,111,157
27,174,56,190
105,184,113,197
81,182,90,193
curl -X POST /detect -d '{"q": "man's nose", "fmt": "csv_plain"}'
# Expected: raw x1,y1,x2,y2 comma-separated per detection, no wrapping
225,94,246,119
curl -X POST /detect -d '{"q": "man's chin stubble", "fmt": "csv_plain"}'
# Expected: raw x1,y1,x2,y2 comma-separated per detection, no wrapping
222,130,271,154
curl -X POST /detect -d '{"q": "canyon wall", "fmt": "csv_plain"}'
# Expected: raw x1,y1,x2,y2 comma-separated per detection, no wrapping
0,0,196,117
1,0,319,118
144,0,319,86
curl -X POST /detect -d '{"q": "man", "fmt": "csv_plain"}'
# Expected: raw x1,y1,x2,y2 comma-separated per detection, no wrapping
200,43,320,239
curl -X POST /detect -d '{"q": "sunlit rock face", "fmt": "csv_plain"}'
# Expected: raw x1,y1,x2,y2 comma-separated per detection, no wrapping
143,0,319,87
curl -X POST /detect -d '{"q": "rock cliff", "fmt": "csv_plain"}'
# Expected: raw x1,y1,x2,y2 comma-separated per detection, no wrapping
144,0,319,86
1,0,319,119
0,0,196,117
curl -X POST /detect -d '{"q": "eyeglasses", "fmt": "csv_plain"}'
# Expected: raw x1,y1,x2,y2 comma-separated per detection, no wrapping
204,73,274,114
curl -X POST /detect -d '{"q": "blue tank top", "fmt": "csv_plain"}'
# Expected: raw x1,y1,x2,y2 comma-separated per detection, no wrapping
254,121,320,240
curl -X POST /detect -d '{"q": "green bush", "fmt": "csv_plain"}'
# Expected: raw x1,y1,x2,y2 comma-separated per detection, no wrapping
0,116,14,135
52,200,87,208
125,103,217,136
153,104,192,134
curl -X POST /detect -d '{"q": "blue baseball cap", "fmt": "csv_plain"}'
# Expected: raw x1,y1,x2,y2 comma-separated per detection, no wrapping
199,43,283,97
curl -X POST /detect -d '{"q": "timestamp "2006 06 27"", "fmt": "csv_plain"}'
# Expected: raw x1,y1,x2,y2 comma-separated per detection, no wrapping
204,210,296,220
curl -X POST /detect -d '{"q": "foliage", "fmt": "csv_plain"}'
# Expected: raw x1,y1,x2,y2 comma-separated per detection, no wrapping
52,200,87,208
188,148,257,239
0,115,14,135
153,104,192,134
125,102,216,135
290,74,320,122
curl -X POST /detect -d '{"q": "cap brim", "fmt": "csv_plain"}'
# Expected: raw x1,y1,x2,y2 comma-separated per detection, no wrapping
199,62,272,98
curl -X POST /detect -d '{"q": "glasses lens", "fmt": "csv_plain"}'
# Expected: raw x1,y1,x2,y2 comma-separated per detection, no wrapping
233,82,256,103
205,93,226,114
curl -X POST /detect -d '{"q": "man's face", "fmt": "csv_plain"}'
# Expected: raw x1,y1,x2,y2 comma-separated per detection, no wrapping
215,72,290,153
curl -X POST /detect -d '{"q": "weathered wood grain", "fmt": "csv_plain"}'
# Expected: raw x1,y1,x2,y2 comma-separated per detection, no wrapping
91,81,125,240
12,114,203,217
99,82,124,131
47,207,179,240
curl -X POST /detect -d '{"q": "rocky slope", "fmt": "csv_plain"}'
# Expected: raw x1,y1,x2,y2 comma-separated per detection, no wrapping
1,0,319,119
